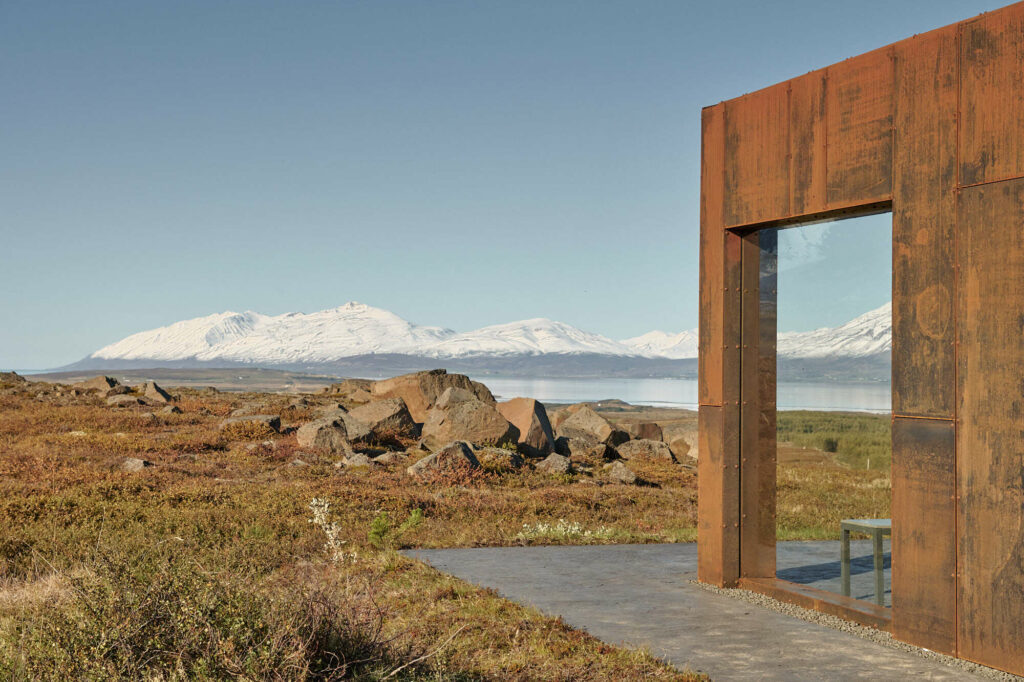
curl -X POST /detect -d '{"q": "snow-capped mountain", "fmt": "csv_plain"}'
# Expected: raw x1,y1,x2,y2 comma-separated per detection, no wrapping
422,319,636,358
621,329,699,359
91,303,455,363
80,300,893,372
777,302,891,358
87,303,640,365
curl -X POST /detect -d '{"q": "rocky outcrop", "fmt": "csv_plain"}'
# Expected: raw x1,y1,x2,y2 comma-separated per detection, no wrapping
371,369,495,422
347,398,418,440
616,438,675,461
142,381,172,404
296,417,352,455
555,406,630,448
420,398,519,449
497,398,556,457
160,404,183,415
406,441,480,477
535,453,572,474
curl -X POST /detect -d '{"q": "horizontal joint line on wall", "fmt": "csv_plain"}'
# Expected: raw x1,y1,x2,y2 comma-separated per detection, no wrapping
892,414,955,422
958,173,1024,191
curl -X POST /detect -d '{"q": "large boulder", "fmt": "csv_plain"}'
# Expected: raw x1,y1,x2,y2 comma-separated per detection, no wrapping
553,436,593,457
371,370,495,422
616,438,676,461
75,376,127,398
420,399,519,449
406,441,480,477
636,422,664,441
555,406,630,448
664,425,699,460
296,417,353,455
347,398,418,440
608,460,637,485
141,381,172,404
548,404,585,430
434,386,480,410
75,375,119,392
497,398,556,457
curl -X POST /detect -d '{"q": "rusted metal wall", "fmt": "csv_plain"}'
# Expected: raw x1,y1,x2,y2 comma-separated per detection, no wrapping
956,178,1024,673
698,1,1024,674
889,25,959,656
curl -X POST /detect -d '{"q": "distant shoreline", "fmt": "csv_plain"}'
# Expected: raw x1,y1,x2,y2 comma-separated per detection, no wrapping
21,366,892,414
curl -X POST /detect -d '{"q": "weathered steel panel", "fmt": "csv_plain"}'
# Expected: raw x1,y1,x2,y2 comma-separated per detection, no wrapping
699,105,725,407
788,72,828,217
697,403,741,587
959,4,1024,187
891,417,956,655
825,48,895,207
739,231,777,579
956,178,1024,674
700,5,1024,672
723,84,790,227
892,28,957,418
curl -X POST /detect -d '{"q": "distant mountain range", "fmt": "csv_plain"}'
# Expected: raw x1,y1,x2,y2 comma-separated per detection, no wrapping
65,301,892,381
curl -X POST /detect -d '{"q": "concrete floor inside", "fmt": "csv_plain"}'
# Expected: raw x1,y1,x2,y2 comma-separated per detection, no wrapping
404,542,986,681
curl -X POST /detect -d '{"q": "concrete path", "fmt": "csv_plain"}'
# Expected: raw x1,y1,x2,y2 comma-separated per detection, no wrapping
404,543,982,681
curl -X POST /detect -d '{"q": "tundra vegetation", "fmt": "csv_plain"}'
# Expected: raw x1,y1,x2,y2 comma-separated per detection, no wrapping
0,370,889,679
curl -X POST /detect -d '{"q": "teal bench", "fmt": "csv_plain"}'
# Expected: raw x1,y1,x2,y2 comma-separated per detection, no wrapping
840,518,891,606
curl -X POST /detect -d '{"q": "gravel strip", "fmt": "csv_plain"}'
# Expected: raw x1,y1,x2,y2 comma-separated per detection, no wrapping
690,580,1021,681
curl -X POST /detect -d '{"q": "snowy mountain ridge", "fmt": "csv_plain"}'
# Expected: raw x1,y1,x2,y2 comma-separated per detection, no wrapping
86,301,892,366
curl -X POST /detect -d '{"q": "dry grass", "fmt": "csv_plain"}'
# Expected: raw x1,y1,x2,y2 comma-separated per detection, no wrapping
0,378,891,679
0,382,700,680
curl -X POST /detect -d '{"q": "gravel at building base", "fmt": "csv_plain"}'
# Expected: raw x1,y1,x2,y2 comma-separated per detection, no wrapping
691,581,1021,681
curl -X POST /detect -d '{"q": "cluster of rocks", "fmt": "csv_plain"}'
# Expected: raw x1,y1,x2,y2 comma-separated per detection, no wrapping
55,368,696,484
309,369,696,483
71,375,181,413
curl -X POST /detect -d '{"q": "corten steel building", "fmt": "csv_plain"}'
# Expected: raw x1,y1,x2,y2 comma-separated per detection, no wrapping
697,1,1024,675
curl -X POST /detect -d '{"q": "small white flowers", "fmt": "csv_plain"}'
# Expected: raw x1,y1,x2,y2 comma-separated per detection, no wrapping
516,519,613,542
308,497,357,563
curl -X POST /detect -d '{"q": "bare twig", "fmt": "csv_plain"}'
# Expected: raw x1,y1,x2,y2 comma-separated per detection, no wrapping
381,624,467,680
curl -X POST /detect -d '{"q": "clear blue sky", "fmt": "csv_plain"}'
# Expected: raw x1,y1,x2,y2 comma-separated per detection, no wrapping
0,1,1006,369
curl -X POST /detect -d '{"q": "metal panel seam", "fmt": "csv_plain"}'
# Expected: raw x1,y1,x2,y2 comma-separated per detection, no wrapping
957,174,1024,191
953,20,962,659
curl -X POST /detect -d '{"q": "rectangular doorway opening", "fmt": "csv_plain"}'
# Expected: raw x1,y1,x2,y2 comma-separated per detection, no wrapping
750,211,893,611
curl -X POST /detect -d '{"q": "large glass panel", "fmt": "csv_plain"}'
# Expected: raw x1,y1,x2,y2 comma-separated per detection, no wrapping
768,213,893,607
